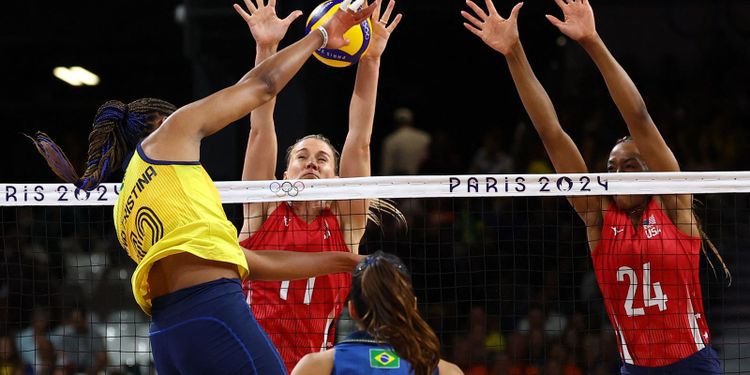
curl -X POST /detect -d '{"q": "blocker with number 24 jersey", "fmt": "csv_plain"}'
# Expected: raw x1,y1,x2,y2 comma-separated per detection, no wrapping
592,198,709,367
241,202,351,372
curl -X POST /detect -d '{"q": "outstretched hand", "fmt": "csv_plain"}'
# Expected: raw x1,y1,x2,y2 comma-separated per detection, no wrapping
323,0,379,50
461,0,523,56
362,0,402,60
545,0,596,42
233,0,302,48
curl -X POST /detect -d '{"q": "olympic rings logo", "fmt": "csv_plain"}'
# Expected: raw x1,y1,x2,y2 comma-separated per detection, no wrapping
269,181,305,197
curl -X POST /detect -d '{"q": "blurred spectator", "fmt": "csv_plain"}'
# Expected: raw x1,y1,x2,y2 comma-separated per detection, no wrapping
516,303,567,339
50,307,106,375
468,307,505,353
560,326,581,366
597,328,620,374
543,360,562,375
380,107,431,175
504,331,536,375
468,129,514,174
547,341,582,375
450,306,507,375
418,129,465,174
0,333,30,375
523,144,553,174
580,333,601,373
485,321,505,354
452,337,488,375
15,308,54,375
1,225,39,332
488,351,510,375
526,329,545,371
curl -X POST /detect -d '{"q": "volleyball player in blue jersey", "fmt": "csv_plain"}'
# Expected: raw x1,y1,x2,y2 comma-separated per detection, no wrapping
28,2,377,373
292,251,463,375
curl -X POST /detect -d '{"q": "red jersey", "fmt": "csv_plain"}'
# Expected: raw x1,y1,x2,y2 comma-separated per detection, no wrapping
240,203,352,372
592,198,709,367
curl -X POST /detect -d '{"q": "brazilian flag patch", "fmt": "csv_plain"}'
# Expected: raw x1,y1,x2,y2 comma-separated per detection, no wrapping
370,349,400,369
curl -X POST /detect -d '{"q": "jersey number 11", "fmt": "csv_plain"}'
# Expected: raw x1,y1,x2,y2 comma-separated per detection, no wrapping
279,277,316,305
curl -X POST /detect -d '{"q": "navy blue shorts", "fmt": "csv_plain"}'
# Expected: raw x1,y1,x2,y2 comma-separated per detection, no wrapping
620,346,721,375
149,278,286,375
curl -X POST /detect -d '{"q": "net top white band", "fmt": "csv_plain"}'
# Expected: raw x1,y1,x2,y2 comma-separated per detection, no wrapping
2,171,750,206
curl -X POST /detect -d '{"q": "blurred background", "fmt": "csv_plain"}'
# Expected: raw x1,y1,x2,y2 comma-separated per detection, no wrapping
1,0,749,182
1,1,750,374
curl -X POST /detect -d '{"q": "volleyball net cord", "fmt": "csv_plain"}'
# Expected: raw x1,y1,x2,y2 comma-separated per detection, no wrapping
3,171,750,206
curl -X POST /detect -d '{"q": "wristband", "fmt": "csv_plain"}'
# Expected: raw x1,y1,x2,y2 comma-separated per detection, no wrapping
317,26,328,49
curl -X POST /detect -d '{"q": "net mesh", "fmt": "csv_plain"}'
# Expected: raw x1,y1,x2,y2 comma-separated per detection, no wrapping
1,173,748,374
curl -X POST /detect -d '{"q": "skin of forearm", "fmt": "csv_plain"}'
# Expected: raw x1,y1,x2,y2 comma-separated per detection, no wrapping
352,66,380,113
246,250,361,280
353,58,381,106
238,31,322,89
248,43,279,135
345,58,380,156
504,42,562,140
255,44,279,65
578,33,675,171
578,34,648,121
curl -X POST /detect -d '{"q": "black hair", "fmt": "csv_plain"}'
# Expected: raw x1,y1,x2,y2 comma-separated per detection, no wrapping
28,98,176,190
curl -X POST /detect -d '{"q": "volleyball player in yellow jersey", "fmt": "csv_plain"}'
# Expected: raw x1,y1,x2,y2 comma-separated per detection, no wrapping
27,1,378,373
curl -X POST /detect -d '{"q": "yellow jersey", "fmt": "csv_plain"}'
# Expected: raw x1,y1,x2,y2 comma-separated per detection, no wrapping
113,144,248,314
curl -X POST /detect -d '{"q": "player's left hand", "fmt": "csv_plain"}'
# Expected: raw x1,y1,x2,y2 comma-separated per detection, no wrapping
545,0,597,42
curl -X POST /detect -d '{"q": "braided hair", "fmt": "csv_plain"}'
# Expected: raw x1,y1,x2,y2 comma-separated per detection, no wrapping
28,98,176,191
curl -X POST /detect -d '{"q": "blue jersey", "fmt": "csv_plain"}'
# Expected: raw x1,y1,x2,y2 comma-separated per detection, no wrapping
333,331,438,374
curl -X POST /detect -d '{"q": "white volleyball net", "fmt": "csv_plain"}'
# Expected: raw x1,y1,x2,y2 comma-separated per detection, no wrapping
1,171,749,374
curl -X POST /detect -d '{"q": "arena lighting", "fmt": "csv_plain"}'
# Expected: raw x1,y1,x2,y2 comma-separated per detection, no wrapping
53,66,100,86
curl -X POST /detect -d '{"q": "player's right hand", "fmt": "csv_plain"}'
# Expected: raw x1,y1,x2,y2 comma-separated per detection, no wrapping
323,0,379,50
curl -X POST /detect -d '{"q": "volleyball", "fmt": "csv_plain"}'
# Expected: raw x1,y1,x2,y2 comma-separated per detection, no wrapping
305,0,372,68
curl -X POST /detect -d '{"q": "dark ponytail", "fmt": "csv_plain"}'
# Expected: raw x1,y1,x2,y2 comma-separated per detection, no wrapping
351,251,440,375
692,199,731,285
27,98,176,191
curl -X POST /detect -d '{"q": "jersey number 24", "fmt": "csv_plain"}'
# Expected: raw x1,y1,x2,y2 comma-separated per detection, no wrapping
616,262,668,317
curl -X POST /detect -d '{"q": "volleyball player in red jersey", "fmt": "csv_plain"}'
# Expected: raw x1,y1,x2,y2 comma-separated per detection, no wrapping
462,0,728,373
234,0,403,371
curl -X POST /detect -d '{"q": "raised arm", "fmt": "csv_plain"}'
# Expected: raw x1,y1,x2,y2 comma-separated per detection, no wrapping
340,0,401,179
236,0,302,181
335,0,402,245
462,0,601,225
545,0,678,172
235,0,302,240
545,0,694,234
142,0,378,161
